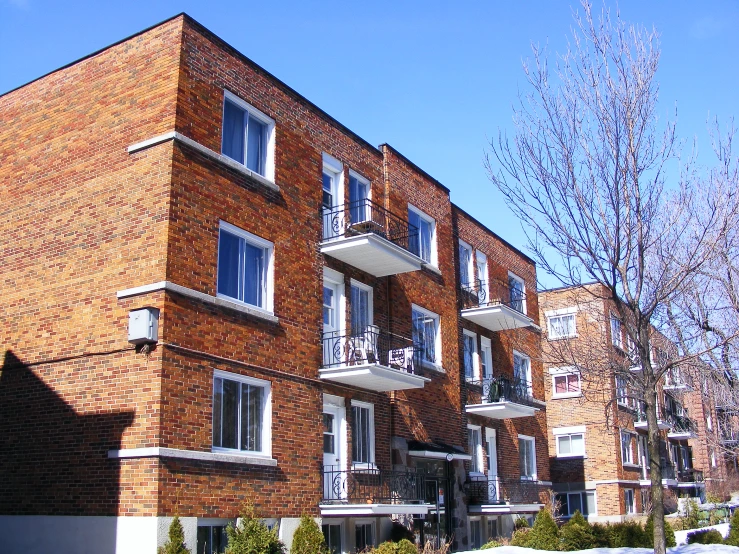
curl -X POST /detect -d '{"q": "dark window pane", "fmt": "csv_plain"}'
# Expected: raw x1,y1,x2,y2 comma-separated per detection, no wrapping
242,242,264,307
221,379,239,449
213,378,223,447
222,101,245,164
217,230,242,300
241,384,263,452
246,116,266,174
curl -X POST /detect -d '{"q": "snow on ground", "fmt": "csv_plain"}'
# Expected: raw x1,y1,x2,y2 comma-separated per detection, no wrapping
457,545,739,554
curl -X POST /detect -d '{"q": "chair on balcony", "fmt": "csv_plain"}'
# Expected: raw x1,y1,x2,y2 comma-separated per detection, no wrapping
349,325,379,365
388,346,415,373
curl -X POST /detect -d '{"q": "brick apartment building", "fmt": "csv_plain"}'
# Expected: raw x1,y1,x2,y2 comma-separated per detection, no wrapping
539,284,727,522
0,14,549,554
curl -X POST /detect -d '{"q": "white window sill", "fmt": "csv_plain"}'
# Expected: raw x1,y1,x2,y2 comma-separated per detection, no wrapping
420,361,444,372
556,454,587,459
351,463,379,471
127,131,280,193
622,463,641,469
548,334,578,341
520,476,538,482
552,393,583,400
423,264,442,276
117,281,279,324
108,447,277,466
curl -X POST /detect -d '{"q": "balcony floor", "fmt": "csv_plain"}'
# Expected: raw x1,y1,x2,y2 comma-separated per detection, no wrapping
461,304,534,332
320,503,432,516
635,420,671,430
319,363,430,392
466,401,539,419
321,233,425,277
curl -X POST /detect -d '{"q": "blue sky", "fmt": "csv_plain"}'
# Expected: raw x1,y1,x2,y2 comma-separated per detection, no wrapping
2,0,737,288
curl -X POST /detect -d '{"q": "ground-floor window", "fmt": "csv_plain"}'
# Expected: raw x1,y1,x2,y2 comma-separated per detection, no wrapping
555,491,596,517
624,488,635,514
355,521,374,551
469,518,482,549
323,523,342,554
486,517,499,540
197,522,230,554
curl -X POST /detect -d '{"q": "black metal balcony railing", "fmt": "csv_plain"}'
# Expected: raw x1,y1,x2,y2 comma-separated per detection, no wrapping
678,469,704,483
322,467,426,504
461,278,527,314
322,199,419,251
321,328,416,372
468,376,537,408
719,428,739,444
635,406,667,423
660,465,676,480
464,476,549,506
668,415,698,435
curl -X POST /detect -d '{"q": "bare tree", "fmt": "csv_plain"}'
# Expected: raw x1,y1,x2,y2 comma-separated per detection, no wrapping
485,2,738,552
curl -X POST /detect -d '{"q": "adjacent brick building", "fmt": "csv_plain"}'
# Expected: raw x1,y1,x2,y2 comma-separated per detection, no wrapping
539,284,718,522
0,14,549,554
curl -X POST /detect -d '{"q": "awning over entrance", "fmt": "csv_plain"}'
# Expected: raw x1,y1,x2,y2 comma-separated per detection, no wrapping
407,440,472,461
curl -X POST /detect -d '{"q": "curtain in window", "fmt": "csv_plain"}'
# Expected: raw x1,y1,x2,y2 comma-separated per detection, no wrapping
218,230,242,300
468,428,481,472
419,219,432,262
459,245,471,288
242,242,264,307
351,286,370,335
246,115,266,174
509,276,524,311
349,175,369,222
413,310,436,364
223,100,245,164
463,334,475,379
352,406,370,463
408,210,420,256
241,384,263,452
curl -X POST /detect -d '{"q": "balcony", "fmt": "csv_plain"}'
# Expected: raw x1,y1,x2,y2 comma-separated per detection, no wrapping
465,376,540,419
663,369,694,392
464,476,548,511
320,467,430,516
667,414,698,439
319,327,430,391
321,199,425,277
678,468,705,484
719,428,739,445
460,279,534,332
634,408,671,430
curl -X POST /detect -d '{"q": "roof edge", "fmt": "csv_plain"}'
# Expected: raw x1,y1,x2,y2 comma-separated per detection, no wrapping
380,143,451,194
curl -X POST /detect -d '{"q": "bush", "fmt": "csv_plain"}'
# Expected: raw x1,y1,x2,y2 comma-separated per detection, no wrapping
687,529,724,544
725,509,739,546
526,509,559,550
159,516,190,554
607,520,648,548
684,498,702,530
291,515,326,554
589,523,612,548
389,522,416,544
479,539,502,549
514,516,530,530
374,540,418,554
643,514,676,548
226,505,285,554
559,511,596,551
509,528,531,547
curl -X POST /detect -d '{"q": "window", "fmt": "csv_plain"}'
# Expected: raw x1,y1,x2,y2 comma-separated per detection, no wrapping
412,305,441,368
468,425,483,474
217,221,274,312
616,375,629,407
480,336,493,381
469,518,482,549
508,272,526,314
556,491,596,517
351,401,375,466
611,314,623,349
350,280,373,335
212,370,271,457
355,521,374,551
637,435,648,467
546,308,577,339
197,522,231,554
551,367,581,398
513,351,533,397
222,91,274,178
519,435,537,480
624,488,635,514
620,431,634,465
408,205,436,265
476,251,488,299
463,330,478,381
349,171,370,223
459,240,473,289
322,524,342,554
554,426,586,457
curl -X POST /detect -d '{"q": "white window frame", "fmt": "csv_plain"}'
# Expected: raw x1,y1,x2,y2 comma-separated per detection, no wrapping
480,336,493,381
212,369,272,458
412,304,442,370
611,314,623,350
217,220,275,314
322,153,344,209
469,517,483,550
468,424,484,475
348,169,371,223
615,374,630,407
620,430,635,466
408,204,438,267
556,491,597,518
518,434,537,480
350,400,376,469
354,519,376,552
550,366,582,399
349,279,374,333
513,350,533,396
476,250,488,287
624,488,635,514
508,271,527,315
545,307,577,340
459,239,474,290
222,90,276,182
462,329,479,381
553,426,586,458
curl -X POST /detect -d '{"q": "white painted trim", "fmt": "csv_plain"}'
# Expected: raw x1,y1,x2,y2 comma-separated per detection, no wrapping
348,169,371,203
319,503,432,516
108,447,277,466
350,279,374,329
322,152,343,174
407,203,437,266
462,329,479,381
323,267,345,285
480,336,493,380
222,90,276,182
458,239,474,289
323,393,345,407
407,450,472,461
544,306,578,317
350,400,375,465
412,303,442,370
127,131,279,192
518,434,537,480
116,281,278,323
467,424,484,474
507,271,526,314
553,426,586,435
548,366,580,375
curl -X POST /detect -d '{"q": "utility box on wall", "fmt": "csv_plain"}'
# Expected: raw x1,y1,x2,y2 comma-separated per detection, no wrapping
128,307,159,344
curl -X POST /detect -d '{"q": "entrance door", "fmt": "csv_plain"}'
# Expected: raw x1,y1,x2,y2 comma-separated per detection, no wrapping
323,404,345,500
323,280,341,366
485,428,499,502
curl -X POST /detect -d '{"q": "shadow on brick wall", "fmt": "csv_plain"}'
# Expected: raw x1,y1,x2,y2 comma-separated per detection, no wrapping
0,350,135,551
